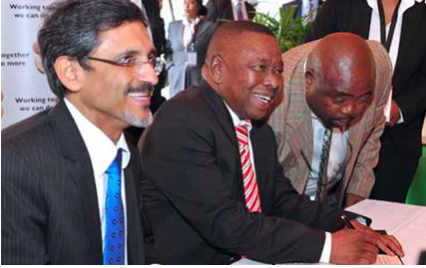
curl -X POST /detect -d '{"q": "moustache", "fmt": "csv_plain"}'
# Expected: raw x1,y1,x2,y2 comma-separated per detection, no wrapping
125,83,154,95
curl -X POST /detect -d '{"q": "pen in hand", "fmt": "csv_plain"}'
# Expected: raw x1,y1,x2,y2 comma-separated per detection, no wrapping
341,215,355,229
340,215,404,264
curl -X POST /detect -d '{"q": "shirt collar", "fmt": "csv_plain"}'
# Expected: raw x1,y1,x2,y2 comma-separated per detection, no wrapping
64,98,130,177
182,16,201,26
223,101,252,130
365,0,424,16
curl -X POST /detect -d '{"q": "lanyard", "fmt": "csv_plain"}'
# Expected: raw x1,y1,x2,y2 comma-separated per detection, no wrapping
376,0,403,52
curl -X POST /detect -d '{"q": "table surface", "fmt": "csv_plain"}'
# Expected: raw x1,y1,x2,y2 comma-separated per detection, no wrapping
347,199,426,265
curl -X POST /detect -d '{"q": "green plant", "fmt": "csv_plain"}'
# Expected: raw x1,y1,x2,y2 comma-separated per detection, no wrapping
253,5,314,53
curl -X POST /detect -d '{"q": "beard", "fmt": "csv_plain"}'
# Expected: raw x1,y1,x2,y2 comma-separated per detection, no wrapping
123,82,154,128
124,109,153,128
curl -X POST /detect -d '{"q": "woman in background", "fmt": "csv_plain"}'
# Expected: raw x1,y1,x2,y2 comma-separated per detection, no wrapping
165,0,215,97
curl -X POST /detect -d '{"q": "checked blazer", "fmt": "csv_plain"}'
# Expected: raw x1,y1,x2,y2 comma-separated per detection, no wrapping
269,40,393,206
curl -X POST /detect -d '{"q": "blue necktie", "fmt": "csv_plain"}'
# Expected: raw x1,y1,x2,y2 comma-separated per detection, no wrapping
104,149,125,265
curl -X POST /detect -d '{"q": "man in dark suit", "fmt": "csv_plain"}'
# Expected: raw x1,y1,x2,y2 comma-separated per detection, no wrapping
1,0,159,264
139,21,403,264
305,0,426,203
165,0,216,97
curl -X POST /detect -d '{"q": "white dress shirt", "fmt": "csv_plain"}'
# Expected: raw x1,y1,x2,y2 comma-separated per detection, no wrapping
365,0,424,123
182,17,201,49
224,103,332,264
225,102,257,175
64,98,130,263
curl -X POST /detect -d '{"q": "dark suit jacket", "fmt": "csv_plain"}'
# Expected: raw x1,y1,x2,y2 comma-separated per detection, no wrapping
306,0,426,159
1,100,145,264
139,81,353,264
205,0,256,22
165,19,216,97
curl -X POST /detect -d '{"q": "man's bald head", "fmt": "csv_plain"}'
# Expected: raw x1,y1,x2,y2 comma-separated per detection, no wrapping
305,33,376,130
307,33,376,88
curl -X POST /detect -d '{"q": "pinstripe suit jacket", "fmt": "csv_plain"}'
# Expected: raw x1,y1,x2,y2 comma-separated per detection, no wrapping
1,100,145,264
269,40,392,205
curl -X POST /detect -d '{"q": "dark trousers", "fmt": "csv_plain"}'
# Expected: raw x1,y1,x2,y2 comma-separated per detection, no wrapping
372,136,420,203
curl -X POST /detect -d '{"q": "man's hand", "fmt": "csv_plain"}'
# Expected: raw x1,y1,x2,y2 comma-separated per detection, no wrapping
330,228,378,264
386,100,401,126
344,193,365,208
351,220,405,257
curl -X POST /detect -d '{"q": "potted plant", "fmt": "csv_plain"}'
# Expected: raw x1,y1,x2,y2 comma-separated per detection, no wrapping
253,5,314,53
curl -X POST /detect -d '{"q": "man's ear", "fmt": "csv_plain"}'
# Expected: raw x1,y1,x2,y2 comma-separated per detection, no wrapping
209,54,224,84
54,56,85,93
305,69,315,92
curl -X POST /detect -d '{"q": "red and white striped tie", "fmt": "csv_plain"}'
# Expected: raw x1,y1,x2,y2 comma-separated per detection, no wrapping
235,122,262,213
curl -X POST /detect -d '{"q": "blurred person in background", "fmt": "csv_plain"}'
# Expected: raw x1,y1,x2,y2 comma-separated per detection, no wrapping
165,0,216,97
205,0,256,22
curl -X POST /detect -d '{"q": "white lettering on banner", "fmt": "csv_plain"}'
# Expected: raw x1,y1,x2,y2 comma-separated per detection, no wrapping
1,52,30,68
1,0,56,128
8,3,47,19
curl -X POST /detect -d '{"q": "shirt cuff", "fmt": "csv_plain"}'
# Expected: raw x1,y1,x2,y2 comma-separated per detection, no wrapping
396,108,404,124
319,232,332,263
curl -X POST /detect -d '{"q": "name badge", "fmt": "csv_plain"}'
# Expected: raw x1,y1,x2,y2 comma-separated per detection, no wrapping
187,52,197,67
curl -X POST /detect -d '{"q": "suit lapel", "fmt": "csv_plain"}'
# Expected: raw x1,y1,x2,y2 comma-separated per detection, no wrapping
399,2,423,53
200,81,238,145
250,126,270,209
195,20,209,39
287,110,313,188
199,81,245,201
285,52,314,188
48,100,103,261
124,153,144,264
176,22,185,50
343,117,363,188
394,2,424,93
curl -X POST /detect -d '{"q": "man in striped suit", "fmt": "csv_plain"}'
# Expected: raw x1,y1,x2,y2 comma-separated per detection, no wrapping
1,0,158,264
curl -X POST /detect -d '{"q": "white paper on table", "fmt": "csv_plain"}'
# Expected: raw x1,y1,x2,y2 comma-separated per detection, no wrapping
374,255,403,265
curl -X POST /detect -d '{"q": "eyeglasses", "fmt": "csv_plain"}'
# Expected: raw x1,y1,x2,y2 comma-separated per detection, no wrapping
83,55,165,75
